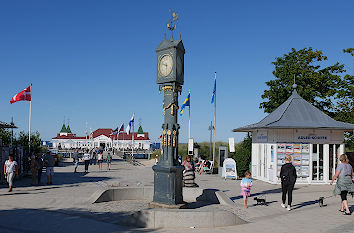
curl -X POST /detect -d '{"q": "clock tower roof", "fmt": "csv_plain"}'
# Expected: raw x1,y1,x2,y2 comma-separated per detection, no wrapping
156,39,185,53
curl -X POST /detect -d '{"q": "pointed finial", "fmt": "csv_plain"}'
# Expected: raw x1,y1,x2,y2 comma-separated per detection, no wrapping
293,74,297,90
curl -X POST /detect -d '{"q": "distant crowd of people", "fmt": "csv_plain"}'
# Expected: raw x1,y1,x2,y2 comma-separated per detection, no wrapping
72,147,112,173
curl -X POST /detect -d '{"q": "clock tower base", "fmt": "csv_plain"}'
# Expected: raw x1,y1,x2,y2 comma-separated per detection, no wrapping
152,164,184,206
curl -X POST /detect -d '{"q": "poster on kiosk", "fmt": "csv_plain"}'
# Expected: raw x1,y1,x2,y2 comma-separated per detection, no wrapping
223,158,237,179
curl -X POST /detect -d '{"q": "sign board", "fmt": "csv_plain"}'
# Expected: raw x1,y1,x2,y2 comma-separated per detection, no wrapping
228,137,235,152
223,158,237,179
256,130,268,143
294,131,330,143
188,138,194,155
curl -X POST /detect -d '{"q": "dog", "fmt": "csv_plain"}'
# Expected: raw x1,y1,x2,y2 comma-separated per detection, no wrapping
318,197,326,207
254,197,268,206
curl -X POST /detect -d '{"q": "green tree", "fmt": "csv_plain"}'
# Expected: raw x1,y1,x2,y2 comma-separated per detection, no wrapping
16,131,42,154
0,128,12,146
334,48,354,150
260,47,346,114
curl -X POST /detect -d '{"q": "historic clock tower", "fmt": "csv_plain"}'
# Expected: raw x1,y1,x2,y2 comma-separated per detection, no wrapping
152,11,185,206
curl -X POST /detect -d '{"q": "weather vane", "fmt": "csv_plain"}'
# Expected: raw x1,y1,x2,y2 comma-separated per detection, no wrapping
167,9,178,39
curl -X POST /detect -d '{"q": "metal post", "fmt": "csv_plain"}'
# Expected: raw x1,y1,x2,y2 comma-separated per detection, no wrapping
208,121,213,160
132,114,134,162
212,72,216,165
28,99,32,154
188,89,191,140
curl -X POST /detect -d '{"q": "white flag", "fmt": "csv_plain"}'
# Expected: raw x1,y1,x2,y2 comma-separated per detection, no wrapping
126,113,135,135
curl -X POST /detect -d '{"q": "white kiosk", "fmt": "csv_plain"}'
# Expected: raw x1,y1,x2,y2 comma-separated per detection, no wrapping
233,87,354,184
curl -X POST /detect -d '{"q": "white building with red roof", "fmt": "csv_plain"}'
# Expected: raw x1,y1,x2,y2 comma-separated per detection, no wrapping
52,124,151,150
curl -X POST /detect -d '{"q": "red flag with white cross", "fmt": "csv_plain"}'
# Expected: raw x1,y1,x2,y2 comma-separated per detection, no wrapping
10,85,32,104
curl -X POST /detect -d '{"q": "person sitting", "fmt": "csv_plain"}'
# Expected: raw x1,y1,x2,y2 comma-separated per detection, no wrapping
199,159,211,174
182,155,198,187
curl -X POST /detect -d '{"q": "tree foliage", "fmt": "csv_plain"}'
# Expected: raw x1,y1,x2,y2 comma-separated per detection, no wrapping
0,128,13,146
334,48,354,150
260,47,346,114
16,131,43,153
261,47,354,150
0,129,42,153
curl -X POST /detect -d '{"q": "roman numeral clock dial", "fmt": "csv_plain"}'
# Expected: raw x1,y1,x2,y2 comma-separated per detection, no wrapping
158,54,173,77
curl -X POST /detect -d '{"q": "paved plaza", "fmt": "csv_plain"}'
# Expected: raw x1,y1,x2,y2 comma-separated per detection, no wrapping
0,157,353,233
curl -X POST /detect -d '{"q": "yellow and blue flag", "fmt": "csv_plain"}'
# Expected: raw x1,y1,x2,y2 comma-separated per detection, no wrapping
180,93,190,115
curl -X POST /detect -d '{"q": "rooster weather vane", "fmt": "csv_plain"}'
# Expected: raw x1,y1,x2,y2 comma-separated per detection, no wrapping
167,9,178,39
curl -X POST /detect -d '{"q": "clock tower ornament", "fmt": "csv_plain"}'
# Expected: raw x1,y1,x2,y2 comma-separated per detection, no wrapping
151,11,185,207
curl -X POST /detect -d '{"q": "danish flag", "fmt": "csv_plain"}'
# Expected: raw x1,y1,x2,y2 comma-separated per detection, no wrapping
10,85,32,104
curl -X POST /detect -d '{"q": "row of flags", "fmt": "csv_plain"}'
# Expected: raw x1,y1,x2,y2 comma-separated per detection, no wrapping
179,77,216,115
110,113,135,137
10,77,216,140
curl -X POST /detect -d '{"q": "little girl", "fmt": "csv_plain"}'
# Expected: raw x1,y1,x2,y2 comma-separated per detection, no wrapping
240,170,252,208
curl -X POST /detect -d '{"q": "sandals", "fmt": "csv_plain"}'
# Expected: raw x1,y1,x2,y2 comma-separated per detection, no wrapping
338,209,344,213
344,212,351,215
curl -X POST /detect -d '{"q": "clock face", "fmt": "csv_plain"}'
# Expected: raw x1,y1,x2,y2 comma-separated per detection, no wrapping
158,54,173,77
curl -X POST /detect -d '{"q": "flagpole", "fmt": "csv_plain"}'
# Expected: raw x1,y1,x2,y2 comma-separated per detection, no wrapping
122,130,125,156
212,72,216,165
188,89,191,140
132,114,134,160
28,84,32,153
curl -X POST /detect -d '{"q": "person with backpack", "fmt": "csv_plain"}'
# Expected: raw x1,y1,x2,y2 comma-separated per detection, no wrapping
280,155,297,211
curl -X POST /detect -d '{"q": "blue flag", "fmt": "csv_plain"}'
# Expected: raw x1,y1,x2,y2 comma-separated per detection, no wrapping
111,127,119,135
211,78,216,104
180,93,190,115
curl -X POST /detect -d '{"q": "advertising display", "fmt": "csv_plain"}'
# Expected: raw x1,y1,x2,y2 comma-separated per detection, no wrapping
277,143,310,178
223,158,237,179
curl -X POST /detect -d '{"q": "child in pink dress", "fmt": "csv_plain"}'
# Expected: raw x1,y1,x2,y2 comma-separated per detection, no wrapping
240,171,252,208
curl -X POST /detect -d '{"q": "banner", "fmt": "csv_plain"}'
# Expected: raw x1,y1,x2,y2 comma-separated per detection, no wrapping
228,137,235,152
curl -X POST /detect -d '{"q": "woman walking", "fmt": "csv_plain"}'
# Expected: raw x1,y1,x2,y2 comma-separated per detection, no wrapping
97,150,103,171
330,154,354,215
106,152,112,170
280,155,297,211
83,149,91,173
4,155,18,192
182,155,198,187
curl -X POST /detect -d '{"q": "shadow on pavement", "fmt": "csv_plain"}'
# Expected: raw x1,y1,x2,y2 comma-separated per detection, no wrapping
0,208,156,233
291,200,319,210
231,188,298,201
0,171,112,190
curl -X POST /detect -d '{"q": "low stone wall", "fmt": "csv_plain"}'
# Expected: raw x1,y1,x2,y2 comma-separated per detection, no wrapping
89,186,246,229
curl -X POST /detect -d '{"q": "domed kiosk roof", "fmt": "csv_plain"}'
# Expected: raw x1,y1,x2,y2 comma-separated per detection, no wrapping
233,89,354,132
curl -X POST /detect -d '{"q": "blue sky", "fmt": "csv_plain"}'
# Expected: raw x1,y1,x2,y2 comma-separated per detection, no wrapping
0,0,353,143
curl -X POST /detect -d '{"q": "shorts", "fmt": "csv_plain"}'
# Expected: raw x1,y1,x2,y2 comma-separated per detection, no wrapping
341,191,348,201
46,167,54,176
98,160,103,164
107,160,112,164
